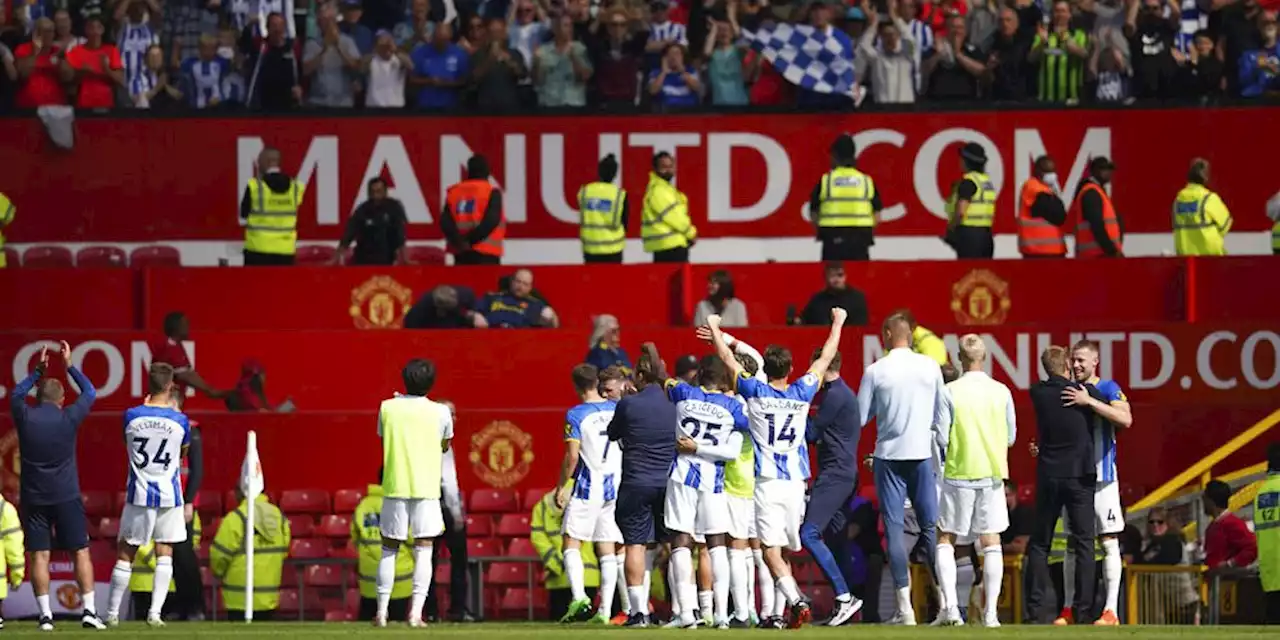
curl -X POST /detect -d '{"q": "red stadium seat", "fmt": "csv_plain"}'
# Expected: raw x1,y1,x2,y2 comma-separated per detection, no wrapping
289,538,328,560
792,562,821,586
82,491,114,518
287,515,315,538
465,514,493,538
1018,484,1035,506
22,245,73,268
318,515,350,538
88,540,115,564
496,588,548,620
75,245,127,267
520,489,547,511
333,489,364,514
96,518,120,539
295,245,337,265
486,562,537,587
329,541,357,559
469,489,518,514
280,489,331,515
496,513,531,538
324,611,353,622
506,538,537,558
128,245,181,268
306,564,345,588
278,588,300,614
2,247,18,267
194,490,223,517
281,563,299,588
406,245,447,265
345,588,360,615
466,537,502,558
808,586,834,619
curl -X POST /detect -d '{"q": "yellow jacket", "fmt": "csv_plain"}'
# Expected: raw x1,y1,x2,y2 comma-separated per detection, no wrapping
883,325,949,366
0,193,12,269
1172,183,1232,256
352,484,414,599
0,498,24,598
529,492,598,590
131,511,202,593
210,495,291,612
641,173,697,253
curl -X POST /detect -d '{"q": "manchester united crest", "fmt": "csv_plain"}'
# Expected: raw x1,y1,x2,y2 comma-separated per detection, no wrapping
469,421,534,489
349,276,412,329
950,269,1010,326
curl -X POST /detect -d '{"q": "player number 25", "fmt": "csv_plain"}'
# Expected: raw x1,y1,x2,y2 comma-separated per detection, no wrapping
766,414,796,446
680,417,721,446
132,437,174,470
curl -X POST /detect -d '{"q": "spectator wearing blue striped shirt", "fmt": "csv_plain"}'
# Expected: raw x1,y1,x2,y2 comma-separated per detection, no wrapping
115,0,160,91
182,35,233,108
645,1,687,71
130,44,184,108
340,0,377,54
648,43,703,107
17,0,57,36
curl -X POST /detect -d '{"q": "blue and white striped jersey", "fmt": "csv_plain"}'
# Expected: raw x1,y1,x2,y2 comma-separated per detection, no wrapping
130,71,158,108
875,18,933,93
1089,377,1127,484
123,404,191,508
118,20,159,87
736,372,820,481
666,381,748,493
181,57,230,108
565,400,620,502
1177,0,1208,52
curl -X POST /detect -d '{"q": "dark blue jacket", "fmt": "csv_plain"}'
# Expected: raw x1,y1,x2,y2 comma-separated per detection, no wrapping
607,383,676,489
808,378,861,479
9,368,96,505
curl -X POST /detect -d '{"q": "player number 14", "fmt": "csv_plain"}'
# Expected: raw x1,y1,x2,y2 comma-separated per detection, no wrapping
132,437,173,470
767,414,796,446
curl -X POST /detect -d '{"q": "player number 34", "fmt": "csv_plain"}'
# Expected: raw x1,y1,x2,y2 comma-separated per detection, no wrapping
132,437,174,470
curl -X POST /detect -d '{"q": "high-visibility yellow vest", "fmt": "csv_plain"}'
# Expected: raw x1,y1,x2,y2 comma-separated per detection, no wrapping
1254,473,1280,592
0,193,13,269
724,435,755,500
0,498,23,599
943,372,1011,482
352,484,414,599
1273,221,1280,253
1050,518,1104,564
380,395,448,500
1172,183,1232,256
641,173,696,253
210,495,291,612
578,182,626,256
131,512,202,593
816,167,876,228
244,177,303,256
529,493,598,590
947,171,996,228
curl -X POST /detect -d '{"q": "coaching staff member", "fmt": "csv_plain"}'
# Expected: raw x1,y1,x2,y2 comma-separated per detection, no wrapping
9,342,106,630
606,343,676,626
1024,345,1106,625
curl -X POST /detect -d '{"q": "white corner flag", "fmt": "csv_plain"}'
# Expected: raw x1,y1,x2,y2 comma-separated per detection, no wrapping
240,431,265,622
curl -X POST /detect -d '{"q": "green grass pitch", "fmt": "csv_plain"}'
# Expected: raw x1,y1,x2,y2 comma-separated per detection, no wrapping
0,623,1274,638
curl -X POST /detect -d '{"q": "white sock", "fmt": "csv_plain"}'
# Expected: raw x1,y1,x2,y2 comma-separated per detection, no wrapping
745,550,757,616
773,588,787,616
598,553,618,618
895,586,912,616
667,556,682,616
640,552,653,611
728,548,750,622
776,575,801,605
698,590,713,618
37,594,52,619
1103,537,1122,613
936,543,958,613
150,556,174,617
629,585,650,616
1062,549,1075,610
753,549,774,617
671,547,696,623
983,545,1003,620
564,547,587,601
616,554,631,615
709,546,729,622
106,560,131,618
956,561,975,613
82,590,96,615
376,545,397,618
409,545,433,621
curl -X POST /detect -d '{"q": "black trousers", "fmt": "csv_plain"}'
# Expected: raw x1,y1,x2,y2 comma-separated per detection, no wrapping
819,228,873,261
951,226,995,259
426,507,469,618
455,251,501,265
652,247,689,263
1267,590,1280,624
850,553,884,623
170,519,204,617
1025,475,1097,623
548,587,598,621
583,253,623,264
358,596,408,621
243,250,295,266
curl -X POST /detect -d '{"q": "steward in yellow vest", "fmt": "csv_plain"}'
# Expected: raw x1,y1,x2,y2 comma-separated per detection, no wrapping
887,308,950,367
1256,444,1280,619
0,193,14,269
946,143,997,260
131,512,202,615
210,492,291,619
0,496,25,603
240,147,305,266
352,480,414,621
580,155,628,264
530,491,599,621
1268,190,1280,255
810,134,881,262
641,152,696,264
1172,158,1232,256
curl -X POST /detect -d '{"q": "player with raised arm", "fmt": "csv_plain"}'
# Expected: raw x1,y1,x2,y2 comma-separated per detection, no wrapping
104,363,190,627
555,364,625,624
1058,339,1133,626
706,307,847,628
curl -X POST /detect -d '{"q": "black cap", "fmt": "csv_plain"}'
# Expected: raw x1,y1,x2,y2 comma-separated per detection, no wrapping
1089,156,1115,172
674,354,699,377
959,142,986,164
830,134,856,158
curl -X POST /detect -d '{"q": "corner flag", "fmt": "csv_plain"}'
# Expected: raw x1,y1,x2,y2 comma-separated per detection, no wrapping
240,431,265,622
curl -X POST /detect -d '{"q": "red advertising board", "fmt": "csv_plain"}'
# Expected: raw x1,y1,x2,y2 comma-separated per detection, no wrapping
2,108,1277,243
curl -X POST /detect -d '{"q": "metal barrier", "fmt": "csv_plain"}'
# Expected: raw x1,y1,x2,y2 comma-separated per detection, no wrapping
1124,565,1205,625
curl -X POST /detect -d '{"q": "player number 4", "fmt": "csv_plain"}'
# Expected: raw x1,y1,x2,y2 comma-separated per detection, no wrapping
766,414,796,446
132,437,173,470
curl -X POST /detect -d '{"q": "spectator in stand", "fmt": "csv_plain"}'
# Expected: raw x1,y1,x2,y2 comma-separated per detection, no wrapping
52,9,85,53
1202,479,1257,570
703,16,748,105
479,269,561,328
797,262,869,327
14,18,71,109
1219,0,1263,97
1002,480,1034,555
225,359,294,413
921,0,969,36
64,16,124,109
987,6,1034,100
648,43,702,107
404,285,488,329
394,0,435,50
340,0,376,54
165,0,222,72
72,0,110,33
1137,506,1183,564
743,47,794,105
1238,11,1280,97
860,0,920,104
584,314,634,375
966,0,999,50
472,17,527,110
246,13,302,110
304,5,363,107
1125,0,1180,98
534,14,593,107
335,178,409,265
799,0,856,108
365,30,412,107
410,21,470,109
693,270,748,328
1031,1,1090,102
153,312,229,399
114,0,159,92
1090,29,1134,102
1,44,18,111
646,1,689,67
925,14,986,100
182,35,233,108
882,0,935,95
460,13,489,54
132,44,184,109
1176,29,1223,99
592,7,646,107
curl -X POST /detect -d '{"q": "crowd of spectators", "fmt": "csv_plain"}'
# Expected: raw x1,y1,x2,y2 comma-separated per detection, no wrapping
2,0,1278,112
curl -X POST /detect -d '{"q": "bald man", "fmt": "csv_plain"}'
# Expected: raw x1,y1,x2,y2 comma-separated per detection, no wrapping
239,147,305,266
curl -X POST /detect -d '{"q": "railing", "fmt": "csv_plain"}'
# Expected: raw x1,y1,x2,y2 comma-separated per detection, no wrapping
1125,565,1206,625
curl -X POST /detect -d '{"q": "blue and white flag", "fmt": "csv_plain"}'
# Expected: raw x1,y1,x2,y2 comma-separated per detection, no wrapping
743,23,856,96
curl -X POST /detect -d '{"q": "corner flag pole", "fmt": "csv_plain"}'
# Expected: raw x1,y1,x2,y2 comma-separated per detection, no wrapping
241,431,265,623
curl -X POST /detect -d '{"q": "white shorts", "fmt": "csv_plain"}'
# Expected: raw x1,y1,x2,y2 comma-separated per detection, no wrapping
1064,481,1125,536
726,494,755,541
380,497,445,541
562,498,623,544
119,504,187,547
939,483,1009,537
664,481,731,537
754,478,805,551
